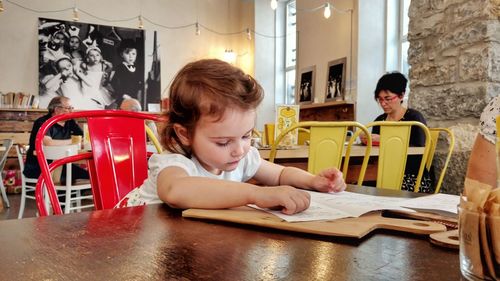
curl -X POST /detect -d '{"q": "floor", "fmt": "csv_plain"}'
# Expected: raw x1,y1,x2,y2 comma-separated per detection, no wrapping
0,193,38,220
1,191,96,220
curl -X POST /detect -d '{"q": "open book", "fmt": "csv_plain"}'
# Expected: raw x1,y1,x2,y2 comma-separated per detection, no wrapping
251,191,459,222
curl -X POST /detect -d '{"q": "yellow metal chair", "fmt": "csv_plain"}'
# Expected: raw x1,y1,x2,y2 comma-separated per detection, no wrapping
269,121,372,185
425,128,455,193
145,125,162,153
358,121,431,192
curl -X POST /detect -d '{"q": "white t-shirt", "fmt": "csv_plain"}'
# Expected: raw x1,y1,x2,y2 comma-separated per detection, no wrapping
136,146,262,205
479,95,500,144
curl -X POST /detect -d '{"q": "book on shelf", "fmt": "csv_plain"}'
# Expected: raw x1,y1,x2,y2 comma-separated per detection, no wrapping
0,92,39,109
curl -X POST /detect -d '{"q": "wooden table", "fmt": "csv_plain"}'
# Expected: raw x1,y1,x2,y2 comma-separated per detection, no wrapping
259,145,425,184
258,144,425,159
0,186,460,280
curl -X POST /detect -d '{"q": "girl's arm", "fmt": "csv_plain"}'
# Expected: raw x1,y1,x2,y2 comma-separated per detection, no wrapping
156,166,310,215
466,134,496,188
41,73,63,90
254,160,346,193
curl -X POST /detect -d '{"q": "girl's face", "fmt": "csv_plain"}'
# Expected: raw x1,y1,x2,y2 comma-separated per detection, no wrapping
185,108,255,175
69,37,80,50
87,49,102,64
121,48,137,65
377,90,403,114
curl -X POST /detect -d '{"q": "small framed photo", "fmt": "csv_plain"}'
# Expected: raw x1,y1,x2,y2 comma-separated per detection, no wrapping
297,65,316,104
325,57,347,101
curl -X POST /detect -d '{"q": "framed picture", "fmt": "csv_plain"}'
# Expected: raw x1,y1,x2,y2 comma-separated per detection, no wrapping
325,57,347,101
37,17,161,111
297,65,316,104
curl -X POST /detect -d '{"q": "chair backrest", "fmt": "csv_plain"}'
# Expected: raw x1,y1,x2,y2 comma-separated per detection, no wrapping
0,139,14,172
425,128,455,193
269,121,372,185
363,121,431,192
35,110,164,216
145,125,162,153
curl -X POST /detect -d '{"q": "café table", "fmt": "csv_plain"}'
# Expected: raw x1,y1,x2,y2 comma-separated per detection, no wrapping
258,144,425,159
0,186,460,281
259,144,425,184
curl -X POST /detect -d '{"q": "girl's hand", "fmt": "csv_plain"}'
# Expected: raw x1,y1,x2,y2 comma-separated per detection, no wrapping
252,186,311,215
311,168,346,193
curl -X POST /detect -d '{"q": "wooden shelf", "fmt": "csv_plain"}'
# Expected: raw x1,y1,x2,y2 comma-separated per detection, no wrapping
299,100,349,110
0,108,46,112
299,101,355,122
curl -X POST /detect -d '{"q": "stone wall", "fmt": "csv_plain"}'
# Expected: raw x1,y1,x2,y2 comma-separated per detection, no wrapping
407,0,500,194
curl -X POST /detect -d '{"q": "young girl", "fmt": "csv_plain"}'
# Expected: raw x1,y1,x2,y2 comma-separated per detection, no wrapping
120,59,346,215
78,45,113,109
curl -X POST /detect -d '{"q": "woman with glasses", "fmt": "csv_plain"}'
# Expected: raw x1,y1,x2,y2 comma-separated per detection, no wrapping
362,71,434,193
23,97,89,183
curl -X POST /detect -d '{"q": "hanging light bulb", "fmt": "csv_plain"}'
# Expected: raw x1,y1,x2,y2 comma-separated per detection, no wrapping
246,28,251,41
138,15,144,29
195,22,201,36
0,0,4,12
270,0,278,10
72,7,79,21
323,3,331,19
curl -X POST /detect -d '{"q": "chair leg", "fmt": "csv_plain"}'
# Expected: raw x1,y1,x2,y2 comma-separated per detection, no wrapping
76,190,82,213
0,180,10,208
64,189,71,214
17,183,26,219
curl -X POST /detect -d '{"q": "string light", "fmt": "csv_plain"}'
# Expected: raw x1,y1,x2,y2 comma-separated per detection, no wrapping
0,0,4,12
270,0,277,10
195,22,200,35
223,49,236,64
72,7,79,21
138,15,144,29
3,0,311,39
246,28,251,41
323,3,331,19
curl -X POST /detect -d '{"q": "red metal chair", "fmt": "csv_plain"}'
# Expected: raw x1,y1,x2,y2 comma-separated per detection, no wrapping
35,110,164,216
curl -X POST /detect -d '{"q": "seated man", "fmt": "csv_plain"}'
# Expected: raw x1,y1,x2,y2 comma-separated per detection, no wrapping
23,96,89,183
119,97,160,140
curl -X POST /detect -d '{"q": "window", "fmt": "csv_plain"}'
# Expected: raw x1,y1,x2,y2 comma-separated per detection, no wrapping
284,1,296,104
400,0,410,77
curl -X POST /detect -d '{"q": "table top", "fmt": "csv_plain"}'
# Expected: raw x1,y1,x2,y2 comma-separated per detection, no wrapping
259,144,425,159
0,186,460,281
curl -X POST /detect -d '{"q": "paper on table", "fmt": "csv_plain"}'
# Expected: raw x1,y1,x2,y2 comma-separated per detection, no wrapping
250,191,414,222
399,193,460,215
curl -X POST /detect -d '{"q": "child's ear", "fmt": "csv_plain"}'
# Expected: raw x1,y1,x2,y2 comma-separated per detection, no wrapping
173,124,191,146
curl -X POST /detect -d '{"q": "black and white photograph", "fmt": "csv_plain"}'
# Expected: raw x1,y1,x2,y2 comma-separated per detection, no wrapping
38,18,161,111
298,66,315,104
325,57,346,101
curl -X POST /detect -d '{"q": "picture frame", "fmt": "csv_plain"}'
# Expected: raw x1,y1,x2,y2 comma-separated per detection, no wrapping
325,57,347,102
297,65,316,104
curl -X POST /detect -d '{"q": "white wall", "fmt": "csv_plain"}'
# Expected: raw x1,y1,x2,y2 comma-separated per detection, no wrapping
254,0,277,130
356,0,386,125
0,0,254,104
294,0,387,124
296,0,356,104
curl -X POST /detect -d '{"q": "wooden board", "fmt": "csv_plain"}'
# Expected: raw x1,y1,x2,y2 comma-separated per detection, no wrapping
183,206,447,239
429,229,459,249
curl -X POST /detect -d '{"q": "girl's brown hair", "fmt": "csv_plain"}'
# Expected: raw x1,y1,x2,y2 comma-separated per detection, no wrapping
162,59,264,156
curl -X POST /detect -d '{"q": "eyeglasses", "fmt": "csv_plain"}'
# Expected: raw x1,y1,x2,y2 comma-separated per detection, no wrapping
57,105,74,110
377,96,399,104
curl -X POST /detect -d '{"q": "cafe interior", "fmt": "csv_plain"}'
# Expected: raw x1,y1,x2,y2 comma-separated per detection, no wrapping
0,0,498,280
